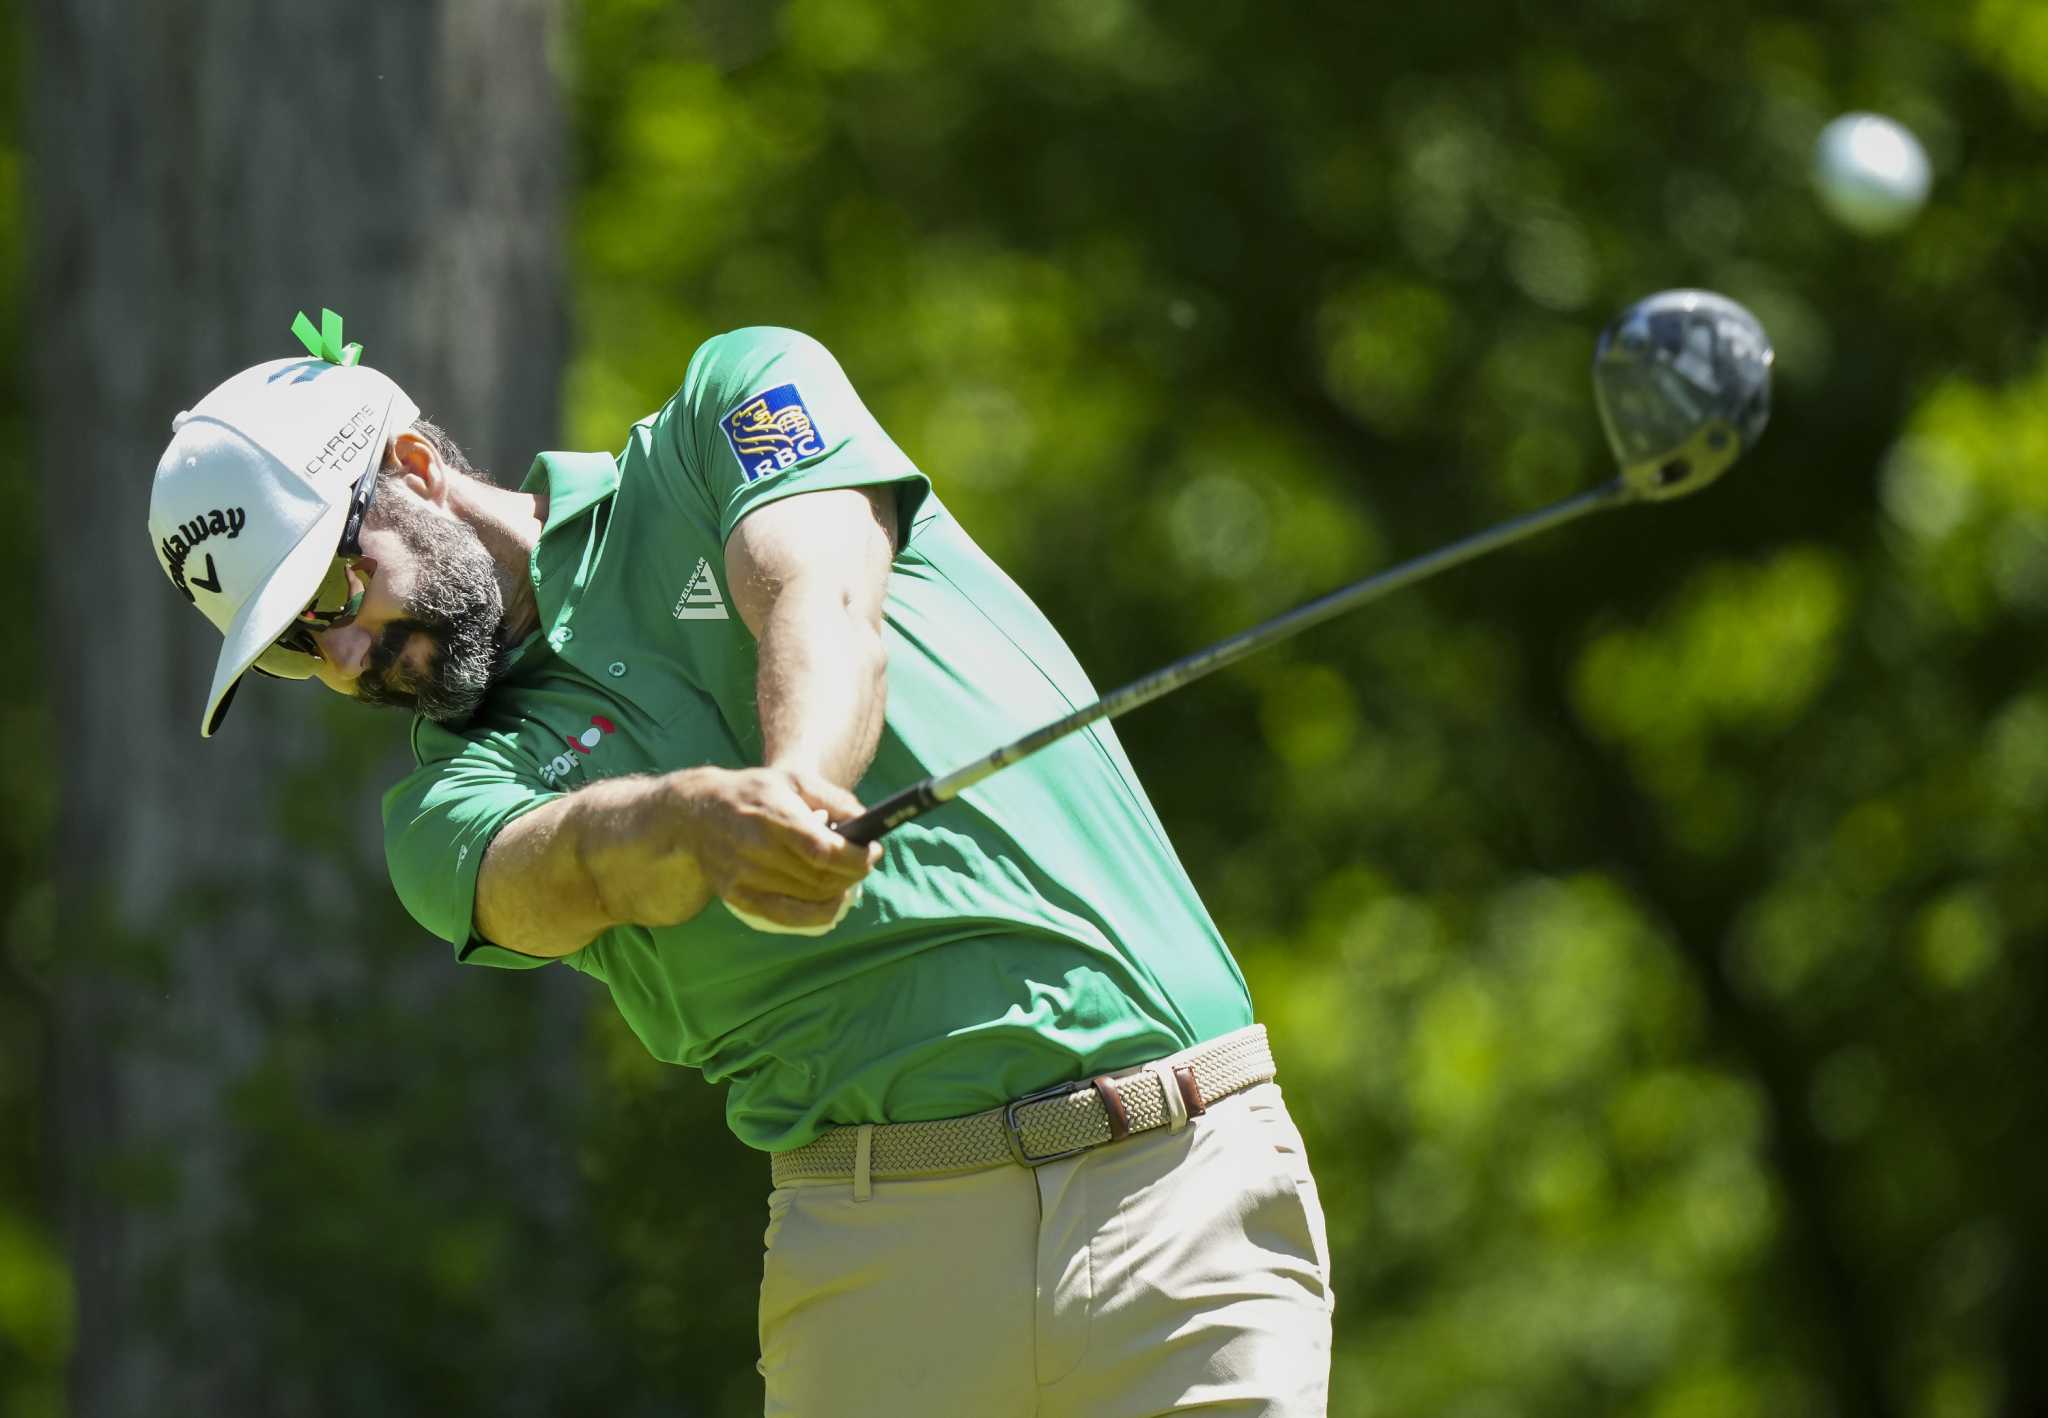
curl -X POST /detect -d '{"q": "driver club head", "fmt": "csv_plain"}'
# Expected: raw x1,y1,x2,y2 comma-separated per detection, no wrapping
1592,290,1774,502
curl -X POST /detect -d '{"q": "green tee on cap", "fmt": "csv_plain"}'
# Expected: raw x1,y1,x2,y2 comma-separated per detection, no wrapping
290,308,363,367
381,327,1253,1152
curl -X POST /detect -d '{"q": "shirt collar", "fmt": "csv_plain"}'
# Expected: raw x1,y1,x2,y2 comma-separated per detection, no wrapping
521,449,620,533
495,450,622,680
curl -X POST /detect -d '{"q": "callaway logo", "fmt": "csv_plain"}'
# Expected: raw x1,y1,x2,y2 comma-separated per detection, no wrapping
304,402,379,480
540,715,616,786
160,506,248,602
673,557,730,620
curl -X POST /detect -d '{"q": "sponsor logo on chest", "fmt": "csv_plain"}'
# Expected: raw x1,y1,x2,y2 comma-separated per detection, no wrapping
674,557,730,620
539,715,616,786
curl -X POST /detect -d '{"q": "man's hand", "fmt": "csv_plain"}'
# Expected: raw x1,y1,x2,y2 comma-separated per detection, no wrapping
678,765,880,930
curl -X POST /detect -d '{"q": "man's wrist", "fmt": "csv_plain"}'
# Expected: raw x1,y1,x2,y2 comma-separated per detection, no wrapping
763,753,826,782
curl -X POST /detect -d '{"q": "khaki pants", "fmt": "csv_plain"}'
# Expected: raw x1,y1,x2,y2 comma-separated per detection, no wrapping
758,1081,1333,1416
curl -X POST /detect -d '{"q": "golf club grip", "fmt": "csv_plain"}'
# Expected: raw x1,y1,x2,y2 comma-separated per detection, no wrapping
835,781,943,844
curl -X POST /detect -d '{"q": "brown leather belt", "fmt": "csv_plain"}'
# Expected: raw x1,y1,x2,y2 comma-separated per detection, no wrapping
770,1024,1276,1186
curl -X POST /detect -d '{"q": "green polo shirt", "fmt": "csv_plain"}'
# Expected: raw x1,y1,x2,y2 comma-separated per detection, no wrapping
382,327,1253,1152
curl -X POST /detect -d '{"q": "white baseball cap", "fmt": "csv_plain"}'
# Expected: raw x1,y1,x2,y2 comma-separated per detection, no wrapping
149,321,420,737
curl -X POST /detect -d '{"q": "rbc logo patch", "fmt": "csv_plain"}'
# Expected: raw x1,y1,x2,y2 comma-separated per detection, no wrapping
721,383,827,481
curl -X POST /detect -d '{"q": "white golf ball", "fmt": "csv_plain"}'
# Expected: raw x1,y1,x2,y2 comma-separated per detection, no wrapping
1812,112,1930,235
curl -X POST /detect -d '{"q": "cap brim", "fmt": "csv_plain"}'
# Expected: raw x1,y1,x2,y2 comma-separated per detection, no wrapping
200,496,352,737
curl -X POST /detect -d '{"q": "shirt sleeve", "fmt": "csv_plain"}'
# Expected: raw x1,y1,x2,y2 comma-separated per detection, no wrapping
663,327,932,543
381,720,563,971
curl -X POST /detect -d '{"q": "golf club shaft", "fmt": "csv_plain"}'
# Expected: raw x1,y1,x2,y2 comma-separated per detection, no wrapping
836,476,1634,845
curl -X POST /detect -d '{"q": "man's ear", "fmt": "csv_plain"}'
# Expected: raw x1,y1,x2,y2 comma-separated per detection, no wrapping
387,427,448,506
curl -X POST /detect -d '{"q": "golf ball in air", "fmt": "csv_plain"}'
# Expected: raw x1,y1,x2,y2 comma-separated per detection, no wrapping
1812,113,1930,235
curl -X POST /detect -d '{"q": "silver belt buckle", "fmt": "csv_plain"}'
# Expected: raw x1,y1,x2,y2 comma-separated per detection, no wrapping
1003,1079,1096,1167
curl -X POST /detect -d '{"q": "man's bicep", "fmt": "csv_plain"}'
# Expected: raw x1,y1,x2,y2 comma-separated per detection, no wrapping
725,486,898,640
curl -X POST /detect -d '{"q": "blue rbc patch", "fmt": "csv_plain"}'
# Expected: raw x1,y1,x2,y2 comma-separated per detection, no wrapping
721,383,827,482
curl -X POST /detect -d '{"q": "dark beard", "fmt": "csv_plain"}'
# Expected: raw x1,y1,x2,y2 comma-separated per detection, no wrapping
354,482,505,723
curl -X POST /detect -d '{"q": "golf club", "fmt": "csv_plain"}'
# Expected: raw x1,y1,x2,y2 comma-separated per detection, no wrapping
835,288,1774,845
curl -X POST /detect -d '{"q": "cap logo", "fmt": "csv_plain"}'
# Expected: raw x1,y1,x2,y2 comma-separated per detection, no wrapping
160,506,248,602
305,402,379,481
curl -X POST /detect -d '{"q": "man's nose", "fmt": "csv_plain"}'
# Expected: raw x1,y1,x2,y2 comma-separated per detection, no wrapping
315,622,372,680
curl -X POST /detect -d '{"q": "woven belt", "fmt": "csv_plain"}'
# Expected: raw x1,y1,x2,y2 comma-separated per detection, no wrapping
770,1024,1276,1186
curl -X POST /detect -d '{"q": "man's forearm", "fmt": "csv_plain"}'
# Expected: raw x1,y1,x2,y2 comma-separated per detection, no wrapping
474,764,879,955
755,585,888,787
475,772,716,957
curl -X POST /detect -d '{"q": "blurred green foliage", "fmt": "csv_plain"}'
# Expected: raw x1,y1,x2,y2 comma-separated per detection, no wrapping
11,0,2048,1414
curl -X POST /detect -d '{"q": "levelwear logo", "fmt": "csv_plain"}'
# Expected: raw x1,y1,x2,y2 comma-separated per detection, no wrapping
540,715,616,786
160,506,248,602
305,402,379,480
673,558,730,620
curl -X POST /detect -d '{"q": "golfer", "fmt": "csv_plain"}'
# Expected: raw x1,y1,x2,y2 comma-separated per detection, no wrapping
148,313,1334,1416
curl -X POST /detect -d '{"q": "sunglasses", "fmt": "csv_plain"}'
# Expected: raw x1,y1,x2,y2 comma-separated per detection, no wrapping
251,466,379,680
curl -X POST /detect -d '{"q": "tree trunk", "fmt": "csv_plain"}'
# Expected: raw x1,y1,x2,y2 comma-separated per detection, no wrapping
33,5,587,1415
